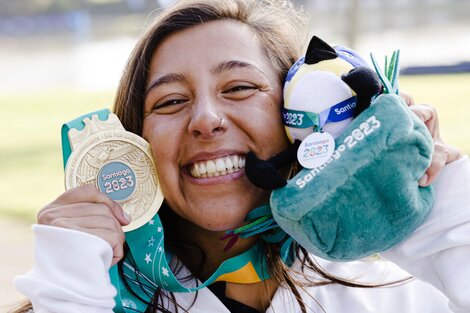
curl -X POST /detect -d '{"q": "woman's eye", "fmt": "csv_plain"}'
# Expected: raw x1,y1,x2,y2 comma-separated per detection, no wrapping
223,84,258,99
224,85,256,93
152,98,187,114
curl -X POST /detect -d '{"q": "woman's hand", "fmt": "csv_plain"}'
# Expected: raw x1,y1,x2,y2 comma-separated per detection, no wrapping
37,184,131,265
401,92,463,186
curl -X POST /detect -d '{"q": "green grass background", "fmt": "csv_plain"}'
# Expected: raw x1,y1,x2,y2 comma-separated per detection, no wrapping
0,90,114,220
1,74,469,221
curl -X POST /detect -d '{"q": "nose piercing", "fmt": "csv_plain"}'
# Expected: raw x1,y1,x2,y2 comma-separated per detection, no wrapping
219,117,225,128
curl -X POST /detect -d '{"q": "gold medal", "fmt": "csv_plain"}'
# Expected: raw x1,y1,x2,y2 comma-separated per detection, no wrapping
64,113,163,232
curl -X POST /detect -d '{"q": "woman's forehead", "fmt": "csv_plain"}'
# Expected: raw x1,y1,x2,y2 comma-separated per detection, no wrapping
148,20,272,75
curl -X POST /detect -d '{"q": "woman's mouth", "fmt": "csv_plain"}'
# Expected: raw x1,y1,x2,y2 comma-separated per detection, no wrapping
188,155,246,178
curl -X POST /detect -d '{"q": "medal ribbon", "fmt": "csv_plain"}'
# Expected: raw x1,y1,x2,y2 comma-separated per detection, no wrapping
113,213,270,312
282,96,357,129
60,109,111,169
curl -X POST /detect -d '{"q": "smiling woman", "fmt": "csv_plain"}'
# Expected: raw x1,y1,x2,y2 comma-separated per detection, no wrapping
11,0,470,313
143,20,289,234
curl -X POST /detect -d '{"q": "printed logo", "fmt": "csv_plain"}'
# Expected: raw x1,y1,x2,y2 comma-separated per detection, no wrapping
97,161,137,201
297,132,335,169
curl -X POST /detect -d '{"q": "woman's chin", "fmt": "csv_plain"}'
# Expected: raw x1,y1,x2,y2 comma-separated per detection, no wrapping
175,181,269,232
193,209,251,233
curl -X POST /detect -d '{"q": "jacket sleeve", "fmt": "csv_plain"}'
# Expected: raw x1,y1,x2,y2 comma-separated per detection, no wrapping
14,225,117,313
383,156,470,313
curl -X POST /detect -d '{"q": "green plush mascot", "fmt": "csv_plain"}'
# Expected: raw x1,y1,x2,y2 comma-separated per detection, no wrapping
238,36,434,261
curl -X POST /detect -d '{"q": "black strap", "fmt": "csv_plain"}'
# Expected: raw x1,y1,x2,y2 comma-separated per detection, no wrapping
208,282,261,313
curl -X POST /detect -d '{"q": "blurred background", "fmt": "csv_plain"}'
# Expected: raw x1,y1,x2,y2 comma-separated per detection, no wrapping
1,0,469,310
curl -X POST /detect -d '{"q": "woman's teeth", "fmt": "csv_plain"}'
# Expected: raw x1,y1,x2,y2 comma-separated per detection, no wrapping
189,155,245,178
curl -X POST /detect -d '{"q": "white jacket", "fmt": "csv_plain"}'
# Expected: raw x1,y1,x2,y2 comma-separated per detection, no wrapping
15,156,470,313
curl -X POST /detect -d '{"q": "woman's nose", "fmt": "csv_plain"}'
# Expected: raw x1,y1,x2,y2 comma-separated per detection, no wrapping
187,98,226,139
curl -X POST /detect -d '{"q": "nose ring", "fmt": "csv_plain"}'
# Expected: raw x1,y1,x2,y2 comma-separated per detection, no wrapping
219,117,225,129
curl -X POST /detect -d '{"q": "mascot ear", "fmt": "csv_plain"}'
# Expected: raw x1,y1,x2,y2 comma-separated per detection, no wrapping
341,67,382,116
305,36,337,65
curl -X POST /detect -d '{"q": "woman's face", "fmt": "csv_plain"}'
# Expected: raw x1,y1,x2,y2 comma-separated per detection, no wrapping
143,20,289,231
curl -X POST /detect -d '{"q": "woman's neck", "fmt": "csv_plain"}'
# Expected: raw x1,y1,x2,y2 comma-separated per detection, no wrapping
170,212,257,279
168,210,279,311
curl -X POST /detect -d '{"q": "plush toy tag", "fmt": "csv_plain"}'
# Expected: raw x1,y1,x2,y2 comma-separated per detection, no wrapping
297,131,335,169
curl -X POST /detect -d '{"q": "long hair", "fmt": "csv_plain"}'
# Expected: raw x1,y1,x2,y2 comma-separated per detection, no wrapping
7,299,32,313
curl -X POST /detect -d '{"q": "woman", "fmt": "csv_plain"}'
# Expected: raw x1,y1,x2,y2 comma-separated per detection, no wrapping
13,0,469,312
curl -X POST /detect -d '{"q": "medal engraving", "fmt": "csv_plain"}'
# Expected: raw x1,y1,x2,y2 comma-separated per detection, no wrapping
65,114,163,232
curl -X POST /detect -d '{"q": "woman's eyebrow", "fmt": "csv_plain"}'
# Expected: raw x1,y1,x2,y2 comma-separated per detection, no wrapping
146,73,186,95
146,61,265,95
212,60,267,76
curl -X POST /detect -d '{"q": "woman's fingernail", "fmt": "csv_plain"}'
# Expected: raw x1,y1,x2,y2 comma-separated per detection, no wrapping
419,174,428,186
123,211,132,223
